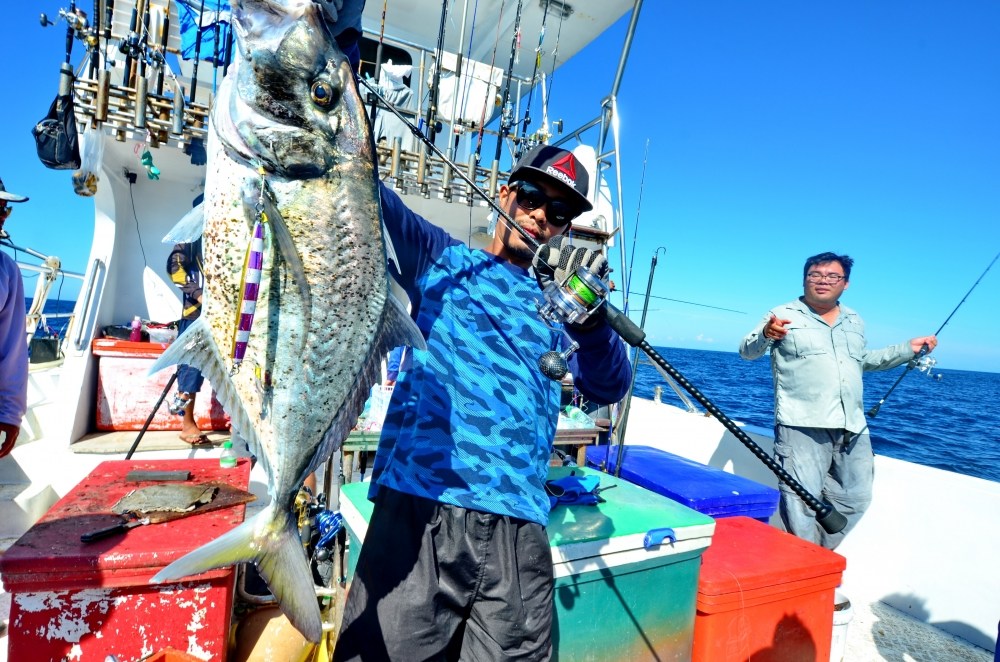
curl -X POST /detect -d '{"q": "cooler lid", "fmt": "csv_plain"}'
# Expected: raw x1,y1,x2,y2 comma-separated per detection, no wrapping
339,468,716,579
545,466,715,576
91,338,168,358
697,516,846,598
586,445,779,513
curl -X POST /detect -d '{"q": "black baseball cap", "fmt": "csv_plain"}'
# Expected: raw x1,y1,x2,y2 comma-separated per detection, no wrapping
0,178,28,203
509,145,593,213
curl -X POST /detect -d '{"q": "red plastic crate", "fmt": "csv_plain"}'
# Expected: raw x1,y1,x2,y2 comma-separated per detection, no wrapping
93,338,229,431
0,459,251,661
693,516,846,662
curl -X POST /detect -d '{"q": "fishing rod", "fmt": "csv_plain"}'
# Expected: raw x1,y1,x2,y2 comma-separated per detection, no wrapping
493,0,525,164
516,0,549,154
622,138,649,315
359,75,845,533
868,249,1000,418
423,0,450,144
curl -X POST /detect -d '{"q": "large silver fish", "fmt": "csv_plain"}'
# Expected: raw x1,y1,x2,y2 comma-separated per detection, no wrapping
151,0,424,641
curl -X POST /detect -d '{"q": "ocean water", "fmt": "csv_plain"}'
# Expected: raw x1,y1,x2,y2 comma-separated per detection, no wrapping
30,299,999,483
633,346,1000,484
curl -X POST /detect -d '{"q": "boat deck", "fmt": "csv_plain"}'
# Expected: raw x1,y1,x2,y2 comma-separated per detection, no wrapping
0,427,995,660
845,591,992,661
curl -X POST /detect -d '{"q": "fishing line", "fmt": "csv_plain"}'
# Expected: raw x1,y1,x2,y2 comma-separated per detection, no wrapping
868,249,1000,417
624,291,746,315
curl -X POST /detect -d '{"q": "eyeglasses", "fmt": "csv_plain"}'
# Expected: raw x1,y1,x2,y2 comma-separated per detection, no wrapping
806,272,845,283
509,181,578,227
0,205,10,220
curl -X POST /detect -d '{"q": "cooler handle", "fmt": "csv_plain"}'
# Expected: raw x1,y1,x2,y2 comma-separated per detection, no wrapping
643,527,676,549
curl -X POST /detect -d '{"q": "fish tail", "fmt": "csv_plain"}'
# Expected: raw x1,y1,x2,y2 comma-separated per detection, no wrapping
151,504,323,642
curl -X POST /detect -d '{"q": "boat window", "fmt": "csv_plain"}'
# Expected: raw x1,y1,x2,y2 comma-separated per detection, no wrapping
358,38,412,88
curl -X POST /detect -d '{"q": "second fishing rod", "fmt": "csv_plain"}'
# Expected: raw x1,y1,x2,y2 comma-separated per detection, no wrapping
869,249,1000,417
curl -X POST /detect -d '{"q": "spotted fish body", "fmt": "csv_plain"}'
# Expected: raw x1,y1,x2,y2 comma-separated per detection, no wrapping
150,0,424,641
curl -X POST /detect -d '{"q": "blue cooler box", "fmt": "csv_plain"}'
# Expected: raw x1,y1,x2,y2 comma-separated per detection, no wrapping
587,445,779,522
341,466,716,661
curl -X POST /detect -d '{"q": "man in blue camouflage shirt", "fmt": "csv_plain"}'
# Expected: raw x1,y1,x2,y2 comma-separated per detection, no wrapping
335,145,631,661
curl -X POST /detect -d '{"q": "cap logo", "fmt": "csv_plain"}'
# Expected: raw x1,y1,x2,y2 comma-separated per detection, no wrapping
546,154,578,188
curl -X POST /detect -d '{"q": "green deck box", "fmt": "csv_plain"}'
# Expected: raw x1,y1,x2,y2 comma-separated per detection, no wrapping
340,466,715,661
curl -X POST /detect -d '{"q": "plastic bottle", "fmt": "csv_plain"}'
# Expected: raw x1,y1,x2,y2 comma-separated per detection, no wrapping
220,441,238,469
129,316,143,342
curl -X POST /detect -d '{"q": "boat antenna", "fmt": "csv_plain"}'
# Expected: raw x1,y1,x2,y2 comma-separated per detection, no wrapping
868,249,999,417
492,0,526,165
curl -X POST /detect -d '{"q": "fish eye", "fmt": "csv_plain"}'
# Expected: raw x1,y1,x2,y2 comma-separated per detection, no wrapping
310,80,339,108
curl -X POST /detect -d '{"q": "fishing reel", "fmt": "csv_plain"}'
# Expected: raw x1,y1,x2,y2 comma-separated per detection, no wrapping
536,267,609,381
117,31,144,61
40,8,89,34
537,266,610,328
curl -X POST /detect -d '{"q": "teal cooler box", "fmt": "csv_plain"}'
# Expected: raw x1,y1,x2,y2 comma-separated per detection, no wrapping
340,466,715,661
587,445,779,522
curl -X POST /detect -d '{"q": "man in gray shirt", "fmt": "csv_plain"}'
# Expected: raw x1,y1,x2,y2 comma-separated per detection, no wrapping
740,252,937,549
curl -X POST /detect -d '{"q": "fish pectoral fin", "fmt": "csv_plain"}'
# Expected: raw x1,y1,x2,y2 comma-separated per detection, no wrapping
384,293,427,352
149,317,261,457
162,201,206,244
151,506,324,643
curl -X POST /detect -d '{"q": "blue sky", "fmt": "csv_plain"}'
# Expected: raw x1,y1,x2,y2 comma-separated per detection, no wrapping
3,1,999,372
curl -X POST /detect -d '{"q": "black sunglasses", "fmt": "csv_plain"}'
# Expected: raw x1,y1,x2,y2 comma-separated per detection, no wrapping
509,181,578,227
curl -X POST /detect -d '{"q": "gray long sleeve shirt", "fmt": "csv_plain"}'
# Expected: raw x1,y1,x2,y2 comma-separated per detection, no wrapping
739,298,914,434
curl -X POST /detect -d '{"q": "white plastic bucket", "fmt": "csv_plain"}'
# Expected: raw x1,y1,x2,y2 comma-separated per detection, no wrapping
830,590,854,662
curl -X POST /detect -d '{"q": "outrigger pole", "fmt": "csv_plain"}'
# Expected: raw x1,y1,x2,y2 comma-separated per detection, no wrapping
868,249,1000,417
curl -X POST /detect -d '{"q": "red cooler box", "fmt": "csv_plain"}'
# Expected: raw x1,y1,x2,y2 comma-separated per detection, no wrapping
93,338,229,431
0,459,251,661
693,516,846,662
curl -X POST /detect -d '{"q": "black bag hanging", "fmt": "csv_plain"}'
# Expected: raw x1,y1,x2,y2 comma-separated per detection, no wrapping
32,94,82,170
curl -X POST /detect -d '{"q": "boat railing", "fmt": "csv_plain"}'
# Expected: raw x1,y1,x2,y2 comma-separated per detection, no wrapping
3,239,85,357
639,356,700,413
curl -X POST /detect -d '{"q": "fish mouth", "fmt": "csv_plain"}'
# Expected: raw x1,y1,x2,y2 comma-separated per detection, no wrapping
221,105,336,179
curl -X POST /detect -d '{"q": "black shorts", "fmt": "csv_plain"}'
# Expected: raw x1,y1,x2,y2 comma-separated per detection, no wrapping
334,488,554,662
